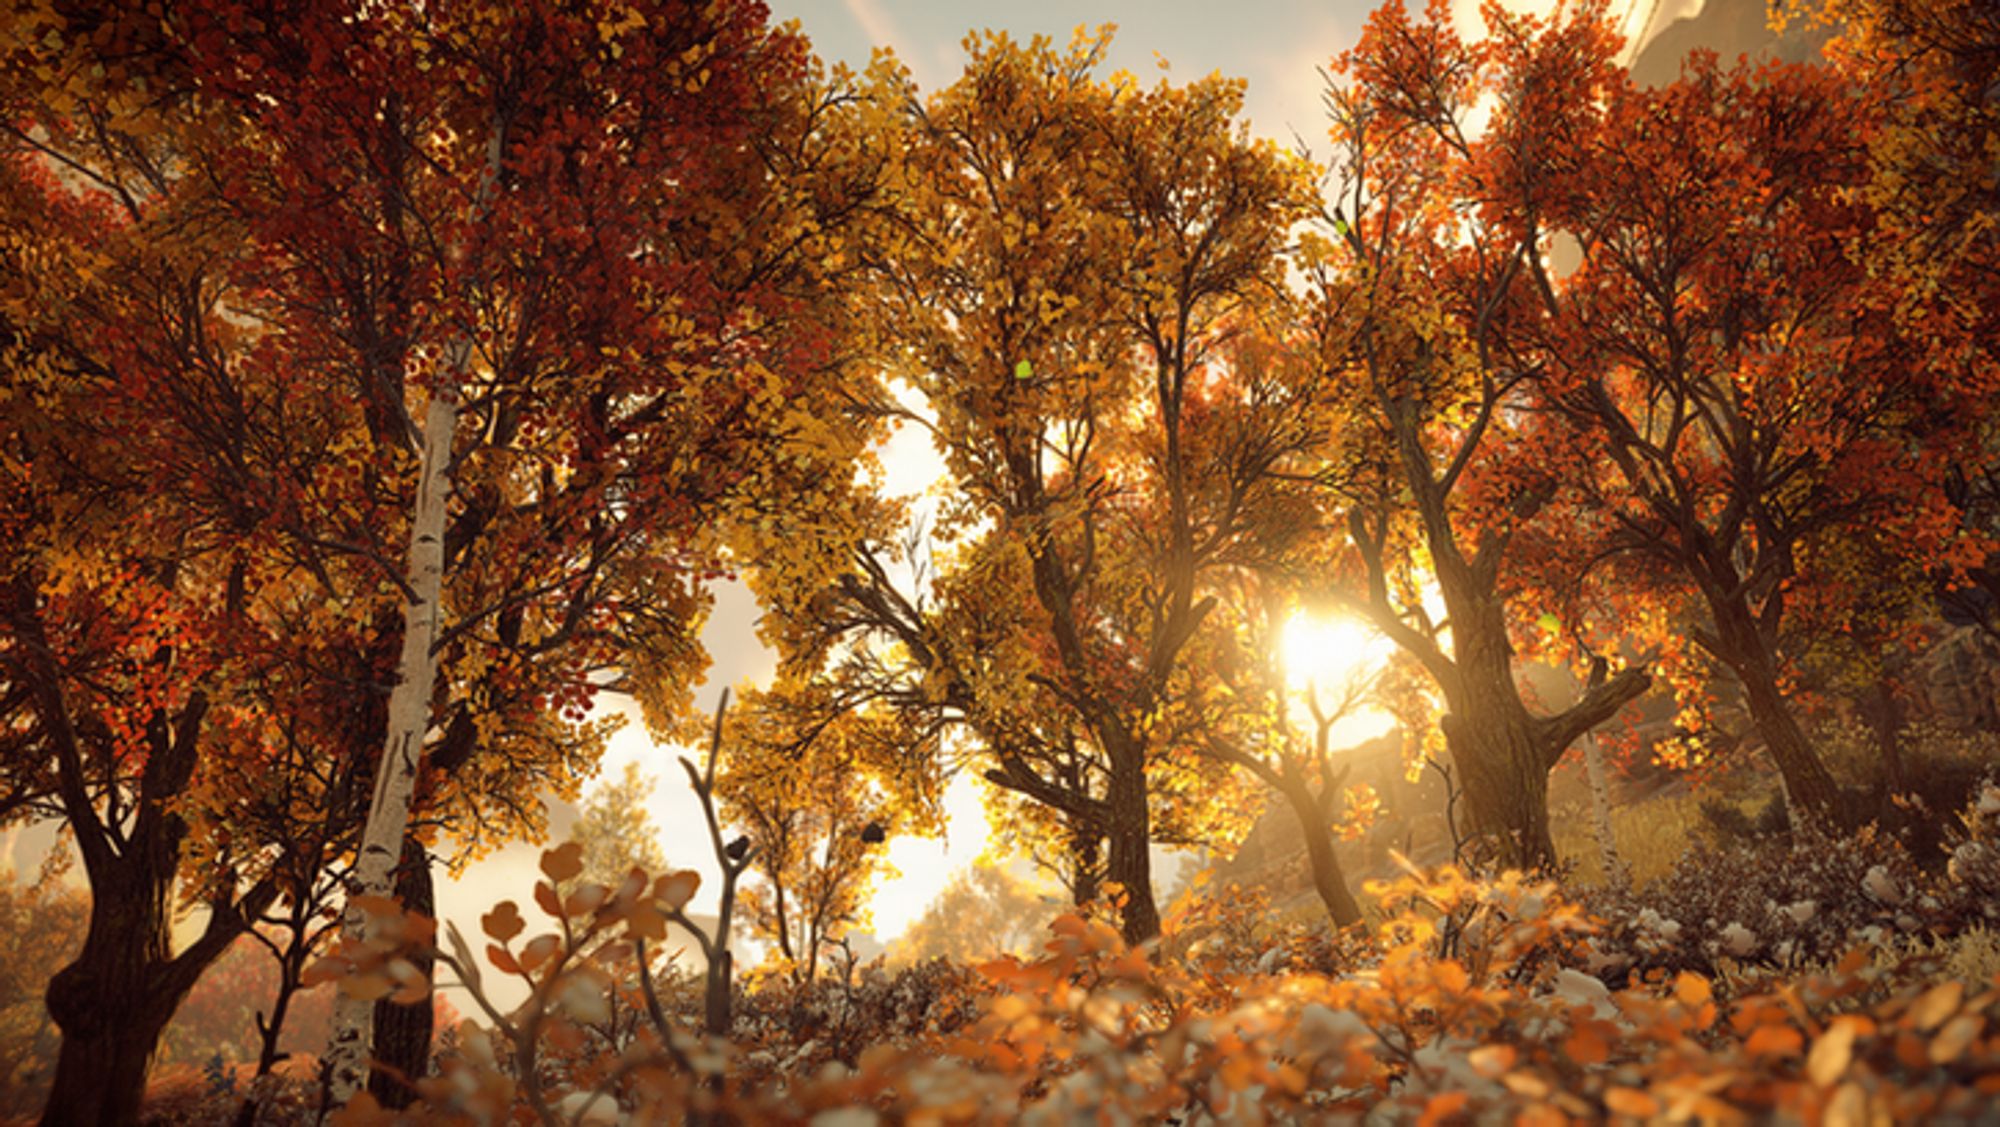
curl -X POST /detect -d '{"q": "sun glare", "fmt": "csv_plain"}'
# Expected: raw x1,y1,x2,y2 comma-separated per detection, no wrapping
1280,612,1394,692
1278,611,1399,748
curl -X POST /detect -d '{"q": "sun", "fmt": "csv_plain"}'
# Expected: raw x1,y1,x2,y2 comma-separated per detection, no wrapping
1277,610,1399,747
1280,611,1395,692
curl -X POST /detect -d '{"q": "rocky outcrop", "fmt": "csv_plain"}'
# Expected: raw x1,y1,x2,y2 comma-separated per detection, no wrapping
1628,0,1832,88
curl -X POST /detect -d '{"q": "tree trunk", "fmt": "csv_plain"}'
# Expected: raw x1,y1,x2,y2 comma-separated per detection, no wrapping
324,381,458,1104
704,949,734,1037
1444,704,1558,868
367,835,435,1110
1712,600,1843,822
1278,776,1363,928
1580,729,1628,891
1741,663,1844,821
39,862,259,1125
1419,578,1651,872
39,876,178,1126
39,996,177,1127
235,950,301,1127
1867,678,1908,799
1103,750,1159,944
1435,604,1561,869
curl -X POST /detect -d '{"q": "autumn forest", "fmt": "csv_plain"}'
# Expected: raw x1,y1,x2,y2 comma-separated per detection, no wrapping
3,0,2000,1121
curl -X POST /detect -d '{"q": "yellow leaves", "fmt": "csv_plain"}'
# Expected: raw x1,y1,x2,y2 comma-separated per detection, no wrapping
1339,783,1382,841
1674,971,1713,1009
594,4,646,48
1906,979,1964,1032
1929,1012,1983,1066
1807,1015,1863,1086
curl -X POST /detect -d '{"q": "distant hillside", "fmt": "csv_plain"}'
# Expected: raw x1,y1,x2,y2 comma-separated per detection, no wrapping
1629,0,1833,87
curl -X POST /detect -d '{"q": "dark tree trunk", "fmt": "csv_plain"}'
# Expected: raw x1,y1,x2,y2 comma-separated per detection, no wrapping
1068,821,1103,907
39,879,180,1127
1434,590,1563,869
1276,775,1363,929
1103,747,1159,944
1371,413,1652,874
1869,679,1908,799
39,997,176,1127
366,835,435,1109
1425,588,1649,870
38,844,264,1125
1442,699,1558,868
1711,599,1843,821
234,948,301,1127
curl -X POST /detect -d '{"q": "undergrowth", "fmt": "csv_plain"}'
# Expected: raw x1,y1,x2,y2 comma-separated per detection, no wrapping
210,784,2000,1125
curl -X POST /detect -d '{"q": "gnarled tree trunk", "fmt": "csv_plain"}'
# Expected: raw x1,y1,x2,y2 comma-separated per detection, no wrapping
40,865,208,1126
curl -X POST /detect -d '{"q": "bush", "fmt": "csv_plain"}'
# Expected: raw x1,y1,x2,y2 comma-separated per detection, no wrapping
289,821,2000,1124
1580,782,2000,987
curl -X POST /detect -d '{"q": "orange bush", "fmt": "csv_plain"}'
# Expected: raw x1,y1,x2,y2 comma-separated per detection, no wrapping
307,830,2000,1125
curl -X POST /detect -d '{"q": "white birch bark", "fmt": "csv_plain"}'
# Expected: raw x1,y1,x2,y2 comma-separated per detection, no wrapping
322,379,459,1105
323,117,507,1108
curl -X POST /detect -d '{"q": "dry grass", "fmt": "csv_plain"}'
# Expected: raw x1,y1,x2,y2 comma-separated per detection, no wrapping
1550,774,1787,891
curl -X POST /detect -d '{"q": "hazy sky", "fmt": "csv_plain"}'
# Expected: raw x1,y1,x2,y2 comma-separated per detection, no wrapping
770,0,1688,143
778,0,1369,149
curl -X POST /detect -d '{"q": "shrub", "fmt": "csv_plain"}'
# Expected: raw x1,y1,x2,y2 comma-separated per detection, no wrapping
300,833,2000,1124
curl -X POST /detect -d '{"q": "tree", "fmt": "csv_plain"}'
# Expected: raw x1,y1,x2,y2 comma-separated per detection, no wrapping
1307,0,1651,868
893,861,1058,965
1526,51,1978,820
815,30,1318,942
94,0,886,1100
720,682,937,984
1805,0,2000,670
1,0,887,1112
570,761,671,891
1199,579,1372,928
0,213,302,1123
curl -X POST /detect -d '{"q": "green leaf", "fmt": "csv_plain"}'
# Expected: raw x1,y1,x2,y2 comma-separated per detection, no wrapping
1014,359,1033,380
